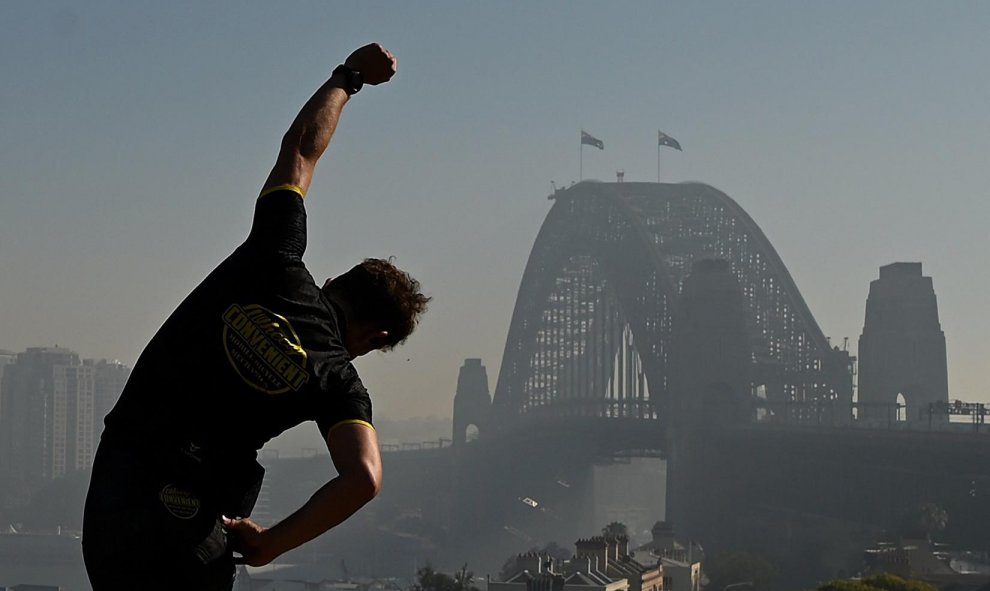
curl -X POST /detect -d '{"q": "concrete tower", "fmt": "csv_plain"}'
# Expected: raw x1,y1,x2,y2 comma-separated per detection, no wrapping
858,263,948,423
667,259,752,548
670,258,752,423
452,358,491,445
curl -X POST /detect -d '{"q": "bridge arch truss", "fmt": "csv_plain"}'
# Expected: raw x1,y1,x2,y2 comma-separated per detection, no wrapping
492,181,850,429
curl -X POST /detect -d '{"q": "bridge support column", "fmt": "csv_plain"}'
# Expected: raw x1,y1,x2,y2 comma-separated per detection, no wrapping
666,259,752,549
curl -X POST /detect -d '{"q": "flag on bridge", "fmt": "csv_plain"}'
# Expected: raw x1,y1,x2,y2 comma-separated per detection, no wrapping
581,130,604,150
658,130,682,151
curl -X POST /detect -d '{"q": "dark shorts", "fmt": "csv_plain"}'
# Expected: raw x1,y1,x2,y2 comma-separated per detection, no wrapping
82,441,236,591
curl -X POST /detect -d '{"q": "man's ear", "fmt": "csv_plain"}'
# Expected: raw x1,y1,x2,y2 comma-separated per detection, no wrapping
368,330,390,350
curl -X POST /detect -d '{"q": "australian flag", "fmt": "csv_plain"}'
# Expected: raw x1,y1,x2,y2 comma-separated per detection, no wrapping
658,130,682,151
581,130,604,150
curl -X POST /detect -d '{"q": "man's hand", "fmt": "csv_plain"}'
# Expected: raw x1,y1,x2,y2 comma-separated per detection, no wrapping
345,43,397,86
223,517,279,567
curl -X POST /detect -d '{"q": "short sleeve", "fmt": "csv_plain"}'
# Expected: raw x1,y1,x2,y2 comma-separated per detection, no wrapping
243,186,308,260
314,353,374,438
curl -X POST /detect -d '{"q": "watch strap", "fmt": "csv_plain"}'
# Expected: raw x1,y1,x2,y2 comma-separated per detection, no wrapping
332,64,363,96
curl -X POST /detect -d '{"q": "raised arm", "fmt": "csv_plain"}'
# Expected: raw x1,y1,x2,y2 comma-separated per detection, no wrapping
261,43,397,196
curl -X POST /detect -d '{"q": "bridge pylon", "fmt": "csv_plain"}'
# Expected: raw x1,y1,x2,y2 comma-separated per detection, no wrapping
666,258,752,549
453,358,492,445
858,263,948,424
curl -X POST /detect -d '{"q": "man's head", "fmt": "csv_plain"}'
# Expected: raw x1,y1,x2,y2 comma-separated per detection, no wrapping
323,258,430,358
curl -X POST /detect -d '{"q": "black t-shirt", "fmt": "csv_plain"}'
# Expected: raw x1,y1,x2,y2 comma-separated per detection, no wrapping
104,185,373,455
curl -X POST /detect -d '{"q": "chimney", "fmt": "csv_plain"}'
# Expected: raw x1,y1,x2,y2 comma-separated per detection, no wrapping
617,535,629,558
605,537,619,562
575,537,608,573
516,552,544,575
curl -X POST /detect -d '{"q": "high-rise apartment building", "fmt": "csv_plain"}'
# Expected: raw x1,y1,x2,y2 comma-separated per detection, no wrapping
0,349,15,423
0,347,130,487
92,359,130,434
0,347,80,484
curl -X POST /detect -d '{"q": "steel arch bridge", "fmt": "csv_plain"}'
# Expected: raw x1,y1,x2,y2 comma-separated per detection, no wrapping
491,181,851,432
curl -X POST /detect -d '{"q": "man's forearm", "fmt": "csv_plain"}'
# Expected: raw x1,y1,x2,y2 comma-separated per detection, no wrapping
264,472,376,558
262,75,350,195
284,75,350,164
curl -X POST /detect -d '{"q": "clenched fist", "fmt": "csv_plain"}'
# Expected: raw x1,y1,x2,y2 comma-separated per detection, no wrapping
345,43,397,86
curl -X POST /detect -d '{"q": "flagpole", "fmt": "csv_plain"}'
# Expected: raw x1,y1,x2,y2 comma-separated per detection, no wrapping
580,138,584,181
657,140,660,183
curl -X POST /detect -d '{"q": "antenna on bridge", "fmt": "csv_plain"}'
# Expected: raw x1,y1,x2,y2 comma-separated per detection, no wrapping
843,337,849,351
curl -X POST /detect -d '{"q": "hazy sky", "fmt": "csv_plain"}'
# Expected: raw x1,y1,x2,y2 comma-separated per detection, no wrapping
2,2,989,452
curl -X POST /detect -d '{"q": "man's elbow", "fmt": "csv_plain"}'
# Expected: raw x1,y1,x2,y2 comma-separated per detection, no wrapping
348,466,383,502
367,469,383,500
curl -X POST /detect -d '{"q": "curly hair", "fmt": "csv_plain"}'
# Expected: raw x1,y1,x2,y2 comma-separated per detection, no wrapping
324,258,430,350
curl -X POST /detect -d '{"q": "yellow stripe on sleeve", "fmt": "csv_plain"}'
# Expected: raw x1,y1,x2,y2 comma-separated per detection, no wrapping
259,184,306,199
327,419,375,437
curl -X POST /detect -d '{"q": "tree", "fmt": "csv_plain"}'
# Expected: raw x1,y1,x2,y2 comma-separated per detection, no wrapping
915,504,948,539
454,565,480,591
602,521,628,538
817,580,877,591
704,551,777,591
541,541,573,561
818,574,937,591
412,563,480,591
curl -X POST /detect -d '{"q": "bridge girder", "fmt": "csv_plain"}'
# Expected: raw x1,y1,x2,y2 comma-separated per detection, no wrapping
493,182,847,432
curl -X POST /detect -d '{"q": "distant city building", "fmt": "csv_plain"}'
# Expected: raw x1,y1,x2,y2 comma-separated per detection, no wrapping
864,535,990,589
0,347,129,487
0,350,15,431
494,535,663,591
858,263,948,423
90,359,130,436
575,536,662,591
635,522,702,591
493,552,629,591
0,347,80,484
656,557,700,591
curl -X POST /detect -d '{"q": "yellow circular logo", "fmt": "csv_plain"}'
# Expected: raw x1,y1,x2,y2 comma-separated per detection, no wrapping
222,304,310,394
159,484,200,520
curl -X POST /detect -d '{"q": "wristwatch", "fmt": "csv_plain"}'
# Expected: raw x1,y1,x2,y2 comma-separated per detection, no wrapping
332,64,364,96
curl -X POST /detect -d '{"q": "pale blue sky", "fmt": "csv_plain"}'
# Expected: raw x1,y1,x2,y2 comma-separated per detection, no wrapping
2,2,988,450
